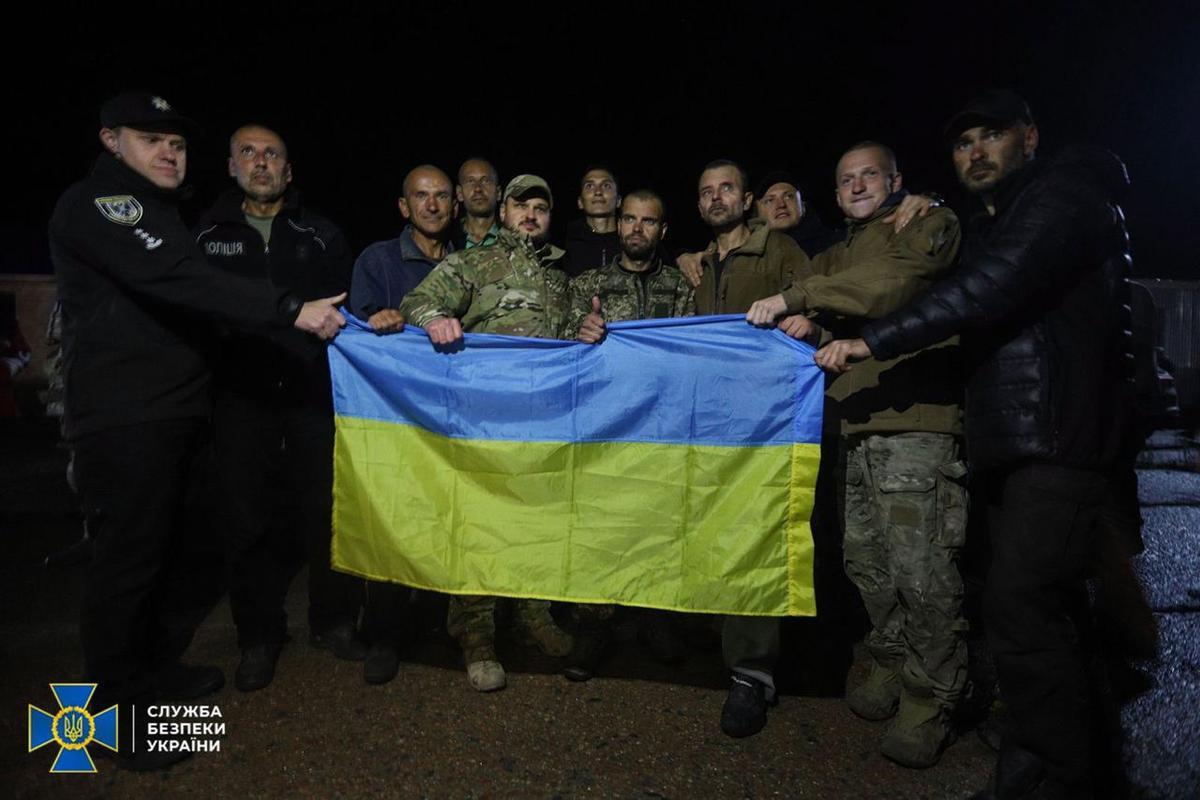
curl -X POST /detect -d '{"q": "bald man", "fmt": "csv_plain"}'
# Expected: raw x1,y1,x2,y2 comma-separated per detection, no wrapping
195,124,361,693
348,165,459,683
350,165,458,329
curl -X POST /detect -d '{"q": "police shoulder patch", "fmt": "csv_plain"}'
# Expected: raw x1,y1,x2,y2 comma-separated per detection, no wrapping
93,195,143,226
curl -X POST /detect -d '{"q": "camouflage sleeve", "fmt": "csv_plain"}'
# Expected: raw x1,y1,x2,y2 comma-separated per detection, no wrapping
398,252,476,327
564,269,603,338
676,275,696,318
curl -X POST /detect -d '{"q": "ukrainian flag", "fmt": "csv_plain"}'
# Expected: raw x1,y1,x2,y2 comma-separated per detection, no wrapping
330,315,824,616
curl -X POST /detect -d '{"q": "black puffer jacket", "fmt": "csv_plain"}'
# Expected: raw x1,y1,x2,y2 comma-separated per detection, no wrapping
862,147,1135,470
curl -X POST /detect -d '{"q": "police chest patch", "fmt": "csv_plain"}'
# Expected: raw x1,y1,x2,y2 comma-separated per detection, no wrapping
94,195,143,226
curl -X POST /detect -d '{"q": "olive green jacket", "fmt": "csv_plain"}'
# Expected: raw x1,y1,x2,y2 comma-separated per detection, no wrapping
695,218,812,314
399,228,570,339
787,204,964,436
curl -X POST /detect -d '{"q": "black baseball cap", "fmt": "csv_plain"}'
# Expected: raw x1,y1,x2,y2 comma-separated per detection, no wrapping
943,89,1034,141
100,92,200,137
754,170,801,200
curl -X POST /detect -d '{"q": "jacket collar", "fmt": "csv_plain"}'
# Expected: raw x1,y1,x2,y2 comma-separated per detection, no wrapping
497,227,565,265
208,186,303,224
607,253,664,277
709,217,771,259
399,225,455,264
91,153,180,203
845,189,909,230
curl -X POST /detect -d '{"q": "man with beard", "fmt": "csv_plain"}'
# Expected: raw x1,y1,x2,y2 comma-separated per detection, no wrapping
565,189,695,681
196,124,362,692
453,157,501,250
816,90,1137,799
689,159,814,738
562,166,622,278
400,174,576,692
348,164,458,683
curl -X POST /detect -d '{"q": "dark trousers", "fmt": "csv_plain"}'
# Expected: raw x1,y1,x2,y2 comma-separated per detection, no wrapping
75,418,208,696
212,387,359,648
980,463,1107,792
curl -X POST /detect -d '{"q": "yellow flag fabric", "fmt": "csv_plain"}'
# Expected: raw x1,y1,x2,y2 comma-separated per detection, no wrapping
329,315,825,616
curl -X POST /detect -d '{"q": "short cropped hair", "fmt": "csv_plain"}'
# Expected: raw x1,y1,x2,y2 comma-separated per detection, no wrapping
621,188,666,220
699,159,750,194
837,141,898,177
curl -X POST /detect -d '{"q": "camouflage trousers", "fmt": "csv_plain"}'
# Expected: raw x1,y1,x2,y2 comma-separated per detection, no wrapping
447,596,612,657
842,432,969,706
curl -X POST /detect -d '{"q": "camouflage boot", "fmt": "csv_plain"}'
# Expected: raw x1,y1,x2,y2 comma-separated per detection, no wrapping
847,658,902,721
880,691,954,768
514,600,574,657
463,643,506,693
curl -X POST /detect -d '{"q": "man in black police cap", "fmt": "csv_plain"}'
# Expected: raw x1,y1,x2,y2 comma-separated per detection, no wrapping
48,91,346,770
816,89,1138,799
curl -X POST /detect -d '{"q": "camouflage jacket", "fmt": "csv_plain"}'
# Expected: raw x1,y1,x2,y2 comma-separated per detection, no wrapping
566,255,695,332
399,228,570,338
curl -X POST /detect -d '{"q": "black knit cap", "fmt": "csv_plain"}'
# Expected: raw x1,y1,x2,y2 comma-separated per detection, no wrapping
942,89,1034,141
754,170,801,200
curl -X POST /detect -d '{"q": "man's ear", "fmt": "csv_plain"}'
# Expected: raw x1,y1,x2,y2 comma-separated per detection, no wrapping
890,171,904,194
284,163,293,185
1024,124,1040,158
398,197,412,221
228,157,237,178
660,222,668,242
99,127,120,157
741,191,754,212
577,196,584,211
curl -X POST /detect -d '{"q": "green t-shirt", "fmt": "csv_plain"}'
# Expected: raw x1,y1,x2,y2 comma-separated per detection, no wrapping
245,213,274,246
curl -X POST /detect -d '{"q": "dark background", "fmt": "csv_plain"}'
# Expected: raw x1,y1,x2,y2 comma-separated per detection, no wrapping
6,1,1199,278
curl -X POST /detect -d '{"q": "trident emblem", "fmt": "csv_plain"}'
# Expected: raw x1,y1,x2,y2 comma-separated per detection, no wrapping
28,684,118,773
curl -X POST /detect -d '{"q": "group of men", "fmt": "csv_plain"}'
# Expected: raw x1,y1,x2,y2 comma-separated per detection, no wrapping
50,88,1136,799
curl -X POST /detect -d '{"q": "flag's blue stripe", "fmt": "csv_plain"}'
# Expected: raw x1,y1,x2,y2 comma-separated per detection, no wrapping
330,314,824,447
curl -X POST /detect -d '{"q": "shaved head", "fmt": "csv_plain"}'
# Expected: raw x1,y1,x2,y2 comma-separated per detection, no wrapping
404,164,452,197
229,124,288,161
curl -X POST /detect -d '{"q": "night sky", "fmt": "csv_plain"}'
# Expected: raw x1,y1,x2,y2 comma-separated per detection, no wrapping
8,2,1200,278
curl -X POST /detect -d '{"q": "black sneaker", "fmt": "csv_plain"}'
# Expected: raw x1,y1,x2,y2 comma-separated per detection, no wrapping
720,674,773,738
310,621,367,661
235,644,282,692
151,663,225,701
364,640,401,685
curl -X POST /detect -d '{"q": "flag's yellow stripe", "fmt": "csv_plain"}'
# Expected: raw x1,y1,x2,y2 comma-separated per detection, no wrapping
333,416,818,616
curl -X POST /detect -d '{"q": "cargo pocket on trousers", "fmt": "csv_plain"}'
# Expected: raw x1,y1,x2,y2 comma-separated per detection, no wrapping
935,460,969,548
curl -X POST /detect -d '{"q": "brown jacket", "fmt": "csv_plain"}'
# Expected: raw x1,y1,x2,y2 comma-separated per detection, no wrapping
786,203,963,436
695,218,812,314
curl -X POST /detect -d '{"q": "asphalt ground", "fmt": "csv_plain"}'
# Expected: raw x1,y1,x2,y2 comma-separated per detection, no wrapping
1,420,1196,798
